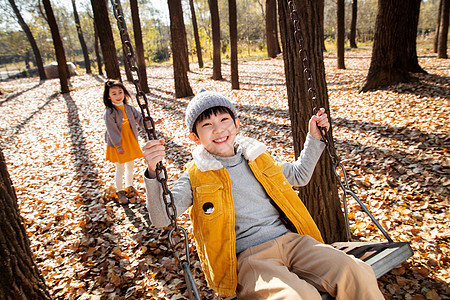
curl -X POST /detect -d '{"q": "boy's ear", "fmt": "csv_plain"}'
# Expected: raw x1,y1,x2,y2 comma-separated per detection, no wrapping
188,132,201,144
235,118,240,129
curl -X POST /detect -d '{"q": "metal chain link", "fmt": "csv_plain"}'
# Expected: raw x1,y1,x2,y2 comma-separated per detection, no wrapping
287,0,393,243
109,1,201,298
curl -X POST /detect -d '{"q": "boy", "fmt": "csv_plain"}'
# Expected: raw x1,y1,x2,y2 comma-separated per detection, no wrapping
142,89,384,299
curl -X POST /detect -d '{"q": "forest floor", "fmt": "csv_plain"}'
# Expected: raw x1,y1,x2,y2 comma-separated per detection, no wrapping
0,47,449,300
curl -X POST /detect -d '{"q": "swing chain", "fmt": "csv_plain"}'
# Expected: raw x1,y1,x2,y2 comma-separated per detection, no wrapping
110,1,202,298
287,0,393,243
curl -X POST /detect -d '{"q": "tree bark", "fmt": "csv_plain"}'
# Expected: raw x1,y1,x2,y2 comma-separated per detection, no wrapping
189,0,204,68
434,0,443,53
42,0,69,93
168,0,193,98
93,18,103,76
336,0,345,69
360,0,424,92
278,0,346,243
229,0,239,89
8,0,47,81
0,150,52,299
90,0,121,80
438,0,449,59
350,0,358,48
130,0,150,92
208,0,222,80
266,0,281,58
72,0,91,74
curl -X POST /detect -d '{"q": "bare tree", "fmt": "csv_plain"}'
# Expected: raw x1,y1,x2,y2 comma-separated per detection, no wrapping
278,0,346,243
93,18,103,75
208,0,222,80
189,0,204,68
42,0,69,93
266,0,281,58
168,0,193,98
130,0,149,92
0,149,51,299
229,0,239,89
72,0,91,74
438,0,449,59
434,0,443,53
350,0,358,48
90,0,120,80
337,0,345,69
8,0,46,81
360,0,425,92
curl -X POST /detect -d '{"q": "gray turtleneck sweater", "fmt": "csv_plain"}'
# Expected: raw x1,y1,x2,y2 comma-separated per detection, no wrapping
144,134,325,254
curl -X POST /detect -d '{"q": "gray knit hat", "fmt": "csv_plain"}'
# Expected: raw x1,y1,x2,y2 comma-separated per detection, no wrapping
185,89,237,132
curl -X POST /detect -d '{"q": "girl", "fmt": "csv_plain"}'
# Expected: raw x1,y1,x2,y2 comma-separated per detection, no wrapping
103,79,144,204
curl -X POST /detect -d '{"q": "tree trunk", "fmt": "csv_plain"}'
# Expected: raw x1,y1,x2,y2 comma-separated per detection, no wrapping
434,0,443,53
0,150,52,299
208,0,222,80
189,0,204,68
359,0,424,92
278,0,346,243
266,0,281,58
350,0,358,48
168,0,193,98
229,0,239,89
8,0,47,81
337,0,345,69
438,0,449,59
72,0,91,74
130,0,150,92
404,0,426,73
43,0,69,94
93,19,103,76
90,0,121,80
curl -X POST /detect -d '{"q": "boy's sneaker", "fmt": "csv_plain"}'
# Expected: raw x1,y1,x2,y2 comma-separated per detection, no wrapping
117,190,129,204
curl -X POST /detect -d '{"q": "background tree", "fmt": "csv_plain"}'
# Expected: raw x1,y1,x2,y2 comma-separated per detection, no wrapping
278,0,346,243
350,0,357,48
360,0,424,92
90,0,120,80
336,0,345,69
438,0,449,59
8,0,46,81
266,0,281,58
42,0,69,93
209,0,222,80
130,0,149,93
189,0,203,68
434,0,443,54
0,149,51,299
72,0,91,74
229,0,239,89
168,0,193,98
92,17,103,75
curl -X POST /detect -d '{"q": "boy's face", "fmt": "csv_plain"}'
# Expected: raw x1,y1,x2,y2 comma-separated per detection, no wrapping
189,111,240,157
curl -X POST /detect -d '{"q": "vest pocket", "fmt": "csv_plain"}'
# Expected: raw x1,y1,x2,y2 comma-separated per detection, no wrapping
194,184,224,220
262,164,292,192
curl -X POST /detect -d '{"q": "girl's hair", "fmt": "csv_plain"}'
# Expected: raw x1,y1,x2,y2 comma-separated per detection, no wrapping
103,79,131,109
192,106,236,136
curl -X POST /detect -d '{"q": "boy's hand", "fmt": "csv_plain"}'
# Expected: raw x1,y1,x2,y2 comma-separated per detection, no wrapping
309,108,330,140
117,146,125,155
142,139,165,176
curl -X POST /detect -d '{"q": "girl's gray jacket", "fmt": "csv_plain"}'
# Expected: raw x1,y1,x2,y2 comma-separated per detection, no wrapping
104,103,144,148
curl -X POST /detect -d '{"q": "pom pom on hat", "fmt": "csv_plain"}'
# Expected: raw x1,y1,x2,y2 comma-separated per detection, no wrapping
185,89,236,132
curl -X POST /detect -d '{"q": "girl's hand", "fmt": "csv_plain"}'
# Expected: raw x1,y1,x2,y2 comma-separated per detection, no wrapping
309,108,330,140
117,146,125,155
142,139,165,176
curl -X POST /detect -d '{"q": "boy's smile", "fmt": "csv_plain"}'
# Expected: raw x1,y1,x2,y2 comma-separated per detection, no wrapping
189,112,240,157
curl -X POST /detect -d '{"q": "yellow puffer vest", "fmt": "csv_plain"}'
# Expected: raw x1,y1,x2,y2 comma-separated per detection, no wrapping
186,146,323,296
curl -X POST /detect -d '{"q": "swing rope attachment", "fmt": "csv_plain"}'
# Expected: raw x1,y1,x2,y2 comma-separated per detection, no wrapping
110,1,201,299
287,0,393,243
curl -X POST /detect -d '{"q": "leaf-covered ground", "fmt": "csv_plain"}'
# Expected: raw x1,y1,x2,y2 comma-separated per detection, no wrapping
0,48,449,300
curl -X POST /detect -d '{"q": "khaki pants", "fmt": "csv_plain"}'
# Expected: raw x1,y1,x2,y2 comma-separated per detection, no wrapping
236,233,384,300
